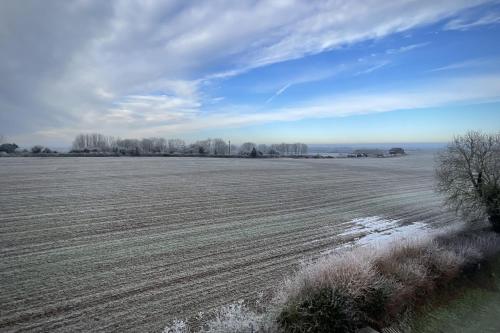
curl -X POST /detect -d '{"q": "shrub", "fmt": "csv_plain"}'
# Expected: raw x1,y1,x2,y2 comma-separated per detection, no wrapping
276,229,500,332
357,278,394,326
200,301,266,333
278,288,359,333
163,228,500,333
163,300,275,333
31,145,43,153
0,143,18,153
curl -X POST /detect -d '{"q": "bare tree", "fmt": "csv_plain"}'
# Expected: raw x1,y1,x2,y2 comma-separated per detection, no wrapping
151,137,167,153
191,139,211,155
269,142,308,156
436,131,500,231
212,138,228,155
72,134,86,151
257,144,268,155
300,143,308,155
140,138,154,153
239,142,256,155
116,138,141,155
72,133,113,152
0,134,5,144
230,144,238,156
167,139,185,153
197,138,212,155
141,137,166,153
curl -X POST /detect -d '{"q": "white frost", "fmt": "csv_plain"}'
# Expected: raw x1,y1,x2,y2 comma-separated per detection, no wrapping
323,216,429,255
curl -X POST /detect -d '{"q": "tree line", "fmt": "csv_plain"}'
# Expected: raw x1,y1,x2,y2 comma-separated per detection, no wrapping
70,133,308,156
0,135,57,155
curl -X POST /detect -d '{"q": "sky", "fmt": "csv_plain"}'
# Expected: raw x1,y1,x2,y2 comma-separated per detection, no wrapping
1,0,500,147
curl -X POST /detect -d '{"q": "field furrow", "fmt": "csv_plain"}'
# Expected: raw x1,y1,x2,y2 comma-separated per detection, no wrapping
0,153,454,332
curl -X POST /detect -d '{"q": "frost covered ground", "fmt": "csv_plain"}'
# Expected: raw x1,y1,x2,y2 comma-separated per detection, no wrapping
338,216,429,246
0,151,456,332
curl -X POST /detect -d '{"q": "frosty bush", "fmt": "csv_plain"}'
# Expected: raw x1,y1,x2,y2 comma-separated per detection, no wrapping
164,228,500,333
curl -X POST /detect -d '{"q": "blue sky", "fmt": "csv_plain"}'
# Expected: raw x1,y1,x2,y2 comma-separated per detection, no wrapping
1,1,500,146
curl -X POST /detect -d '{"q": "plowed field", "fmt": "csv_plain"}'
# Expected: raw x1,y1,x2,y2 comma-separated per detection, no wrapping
0,153,454,332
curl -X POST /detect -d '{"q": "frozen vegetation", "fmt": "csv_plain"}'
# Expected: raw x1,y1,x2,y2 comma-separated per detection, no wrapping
163,225,500,332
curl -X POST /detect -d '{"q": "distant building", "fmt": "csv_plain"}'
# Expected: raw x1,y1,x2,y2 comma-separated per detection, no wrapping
389,147,405,155
352,149,385,157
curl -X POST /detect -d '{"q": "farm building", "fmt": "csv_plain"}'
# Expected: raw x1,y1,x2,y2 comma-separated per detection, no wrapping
352,149,385,157
389,147,405,155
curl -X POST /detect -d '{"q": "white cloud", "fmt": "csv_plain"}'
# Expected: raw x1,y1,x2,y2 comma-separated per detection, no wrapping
385,42,430,55
354,61,390,76
0,0,496,145
266,83,292,103
444,12,500,30
190,74,500,130
429,57,500,72
106,94,200,124
32,73,500,143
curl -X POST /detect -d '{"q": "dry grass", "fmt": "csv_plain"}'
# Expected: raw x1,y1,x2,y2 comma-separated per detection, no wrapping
163,300,277,333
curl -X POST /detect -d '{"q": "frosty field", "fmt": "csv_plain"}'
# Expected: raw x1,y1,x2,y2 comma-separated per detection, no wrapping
0,152,455,332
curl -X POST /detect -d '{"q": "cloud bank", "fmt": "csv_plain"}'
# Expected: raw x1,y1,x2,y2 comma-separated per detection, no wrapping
0,0,497,145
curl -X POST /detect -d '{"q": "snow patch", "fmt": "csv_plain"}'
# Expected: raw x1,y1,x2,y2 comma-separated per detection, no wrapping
323,216,429,255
